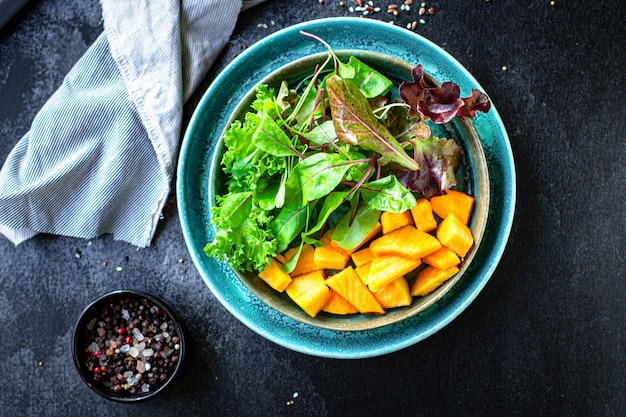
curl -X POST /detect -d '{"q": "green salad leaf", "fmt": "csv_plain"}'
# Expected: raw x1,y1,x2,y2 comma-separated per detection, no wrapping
205,33,490,273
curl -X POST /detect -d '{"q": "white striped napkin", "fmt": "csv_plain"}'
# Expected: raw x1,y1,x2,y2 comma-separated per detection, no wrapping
0,0,267,247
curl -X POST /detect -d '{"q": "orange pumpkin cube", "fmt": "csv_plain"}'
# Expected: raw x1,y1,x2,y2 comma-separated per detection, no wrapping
351,247,374,268
410,198,438,233
367,255,421,292
373,277,412,309
274,252,288,264
411,265,460,296
288,244,319,277
322,289,359,315
436,213,474,258
319,229,334,246
369,225,441,259
380,210,414,234
257,257,292,292
285,270,330,317
355,262,371,285
314,245,351,270
422,246,461,270
430,189,475,225
326,267,384,314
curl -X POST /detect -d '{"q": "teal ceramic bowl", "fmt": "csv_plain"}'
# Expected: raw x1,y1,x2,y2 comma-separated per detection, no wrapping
177,17,515,358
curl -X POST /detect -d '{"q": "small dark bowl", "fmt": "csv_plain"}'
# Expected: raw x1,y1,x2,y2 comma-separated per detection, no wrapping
72,290,185,402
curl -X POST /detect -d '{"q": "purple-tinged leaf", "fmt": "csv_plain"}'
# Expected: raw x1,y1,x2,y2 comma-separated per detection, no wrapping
395,136,460,199
326,74,419,171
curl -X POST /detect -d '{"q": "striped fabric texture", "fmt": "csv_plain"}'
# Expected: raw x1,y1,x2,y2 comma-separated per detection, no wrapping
0,0,265,247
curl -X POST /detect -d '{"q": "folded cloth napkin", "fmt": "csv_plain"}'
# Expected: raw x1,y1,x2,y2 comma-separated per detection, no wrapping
0,0,267,247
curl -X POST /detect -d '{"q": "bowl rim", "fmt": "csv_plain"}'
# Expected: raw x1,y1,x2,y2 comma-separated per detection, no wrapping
72,290,185,402
207,50,491,331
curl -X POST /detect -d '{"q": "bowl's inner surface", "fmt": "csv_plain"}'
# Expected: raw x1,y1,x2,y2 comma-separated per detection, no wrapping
209,51,489,331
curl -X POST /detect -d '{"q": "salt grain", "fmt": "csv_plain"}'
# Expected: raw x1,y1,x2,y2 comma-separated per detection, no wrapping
129,347,139,358
132,327,144,341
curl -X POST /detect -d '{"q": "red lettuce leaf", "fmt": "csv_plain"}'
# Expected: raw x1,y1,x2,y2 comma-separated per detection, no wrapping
399,64,428,118
394,136,461,199
399,64,491,124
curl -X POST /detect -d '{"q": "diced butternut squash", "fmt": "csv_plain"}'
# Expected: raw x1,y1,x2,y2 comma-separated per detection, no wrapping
436,213,474,258
320,229,352,257
369,225,441,259
326,267,384,314
430,189,475,225
322,289,359,315
355,262,371,286
422,246,461,271
314,245,351,270
411,265,459,296
351,247,374,268
332,222,382,254
274,252,288,264
258,257,292,292
269,195,477,318
319,229,334,247
380,210,414,234
285,270,330,318
288,244,319,277
367,255,421,292
373,277,412,309
410,198,438,233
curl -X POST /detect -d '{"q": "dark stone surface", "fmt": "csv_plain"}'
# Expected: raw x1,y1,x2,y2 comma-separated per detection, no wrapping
0,1,624,416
